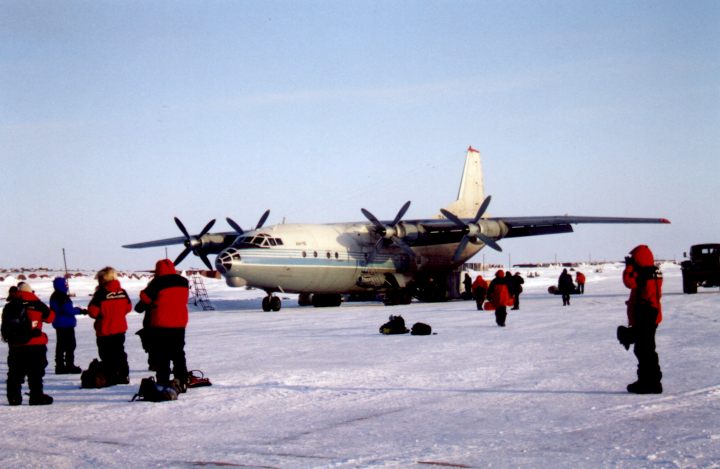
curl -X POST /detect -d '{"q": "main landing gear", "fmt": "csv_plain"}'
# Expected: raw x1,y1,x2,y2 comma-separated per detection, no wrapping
262,294,281,312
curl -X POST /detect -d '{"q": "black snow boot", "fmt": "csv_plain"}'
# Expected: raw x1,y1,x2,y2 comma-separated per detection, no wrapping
627,380,663,394
29,393,54,405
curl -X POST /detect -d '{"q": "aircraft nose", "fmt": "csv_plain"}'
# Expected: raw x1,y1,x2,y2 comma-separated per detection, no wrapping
216,247,242,274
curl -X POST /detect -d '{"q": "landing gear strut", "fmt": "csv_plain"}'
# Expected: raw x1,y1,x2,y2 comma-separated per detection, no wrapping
262,294,282,312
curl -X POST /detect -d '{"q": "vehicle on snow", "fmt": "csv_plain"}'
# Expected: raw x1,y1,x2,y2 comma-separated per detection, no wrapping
681,244,720,294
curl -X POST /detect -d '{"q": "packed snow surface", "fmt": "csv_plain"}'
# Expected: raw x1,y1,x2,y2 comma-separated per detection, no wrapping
1,263,719,468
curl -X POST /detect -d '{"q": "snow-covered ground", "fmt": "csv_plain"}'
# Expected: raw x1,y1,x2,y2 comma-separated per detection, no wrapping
1,263,719,468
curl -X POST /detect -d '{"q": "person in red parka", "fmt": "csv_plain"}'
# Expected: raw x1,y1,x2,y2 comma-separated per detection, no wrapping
486,270,513,327
471,275,489,311
576,271,586,294
135,259,190,389
621,245,663,394
88,267,132,385
4,282,55,405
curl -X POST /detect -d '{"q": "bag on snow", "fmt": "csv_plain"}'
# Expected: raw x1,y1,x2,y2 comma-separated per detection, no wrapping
131,376,178,402
379,315,409,335
81,359,110,389
187,370,212,388
616,325,636,351
410,322,432,336
1,300,38,345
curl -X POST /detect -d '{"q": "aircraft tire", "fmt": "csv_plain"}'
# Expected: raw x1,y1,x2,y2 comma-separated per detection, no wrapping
262,297,272,312
270,296,282,311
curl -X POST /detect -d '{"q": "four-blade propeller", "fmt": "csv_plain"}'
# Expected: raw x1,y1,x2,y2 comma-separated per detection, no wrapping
173,218,217,270
172,198,501,269
361,201,416,261
440,195,502,262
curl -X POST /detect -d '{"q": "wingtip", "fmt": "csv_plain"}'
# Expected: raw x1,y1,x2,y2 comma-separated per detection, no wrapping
660,218,671,224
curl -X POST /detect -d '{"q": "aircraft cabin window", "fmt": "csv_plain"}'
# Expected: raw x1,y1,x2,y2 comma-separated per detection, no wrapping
335,252,339,259
326,252,331,259
302,251,307,258
313,251,318,258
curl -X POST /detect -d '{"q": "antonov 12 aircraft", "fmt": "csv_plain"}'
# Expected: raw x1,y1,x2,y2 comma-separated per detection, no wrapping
124,147,670,311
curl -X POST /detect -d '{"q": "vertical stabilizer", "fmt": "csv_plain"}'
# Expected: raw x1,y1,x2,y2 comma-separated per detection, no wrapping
439,146,485,218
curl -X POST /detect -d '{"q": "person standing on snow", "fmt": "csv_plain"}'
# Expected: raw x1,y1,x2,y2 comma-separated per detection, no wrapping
463,272,473,300
88,267,132,385
558,269,575,306
3,282,55,405
511,272,524,310
50,277,85,374
135,259,190,391
486,270,513,327
620,245,663,394
576,271,586,294
471,274,488,310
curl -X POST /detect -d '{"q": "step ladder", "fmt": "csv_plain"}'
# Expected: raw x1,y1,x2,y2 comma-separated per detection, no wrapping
190,273,215,311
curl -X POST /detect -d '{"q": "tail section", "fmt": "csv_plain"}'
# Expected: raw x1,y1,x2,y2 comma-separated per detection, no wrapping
439,146,485,218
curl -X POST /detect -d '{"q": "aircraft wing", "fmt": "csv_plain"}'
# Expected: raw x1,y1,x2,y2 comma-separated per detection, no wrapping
495,215,671,238
123,232,237,249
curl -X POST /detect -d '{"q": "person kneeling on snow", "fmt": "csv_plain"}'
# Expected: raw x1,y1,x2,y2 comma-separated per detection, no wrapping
621,245,663,394
135,259,190,391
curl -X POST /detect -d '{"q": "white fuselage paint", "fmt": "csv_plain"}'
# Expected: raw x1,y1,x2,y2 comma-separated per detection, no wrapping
216,222,482,294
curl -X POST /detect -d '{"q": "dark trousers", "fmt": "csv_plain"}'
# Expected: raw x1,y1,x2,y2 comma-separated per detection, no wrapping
7,345,48,401
97,333,129,382
495,306,507,326
512,294,520,309
578,283,585,294
148,328,188,386
474,289,486,310
55,327,77,368
562,292,571,305
633,308,662,384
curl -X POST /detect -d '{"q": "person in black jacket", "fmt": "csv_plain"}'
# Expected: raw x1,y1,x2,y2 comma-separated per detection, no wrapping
558,269,575,306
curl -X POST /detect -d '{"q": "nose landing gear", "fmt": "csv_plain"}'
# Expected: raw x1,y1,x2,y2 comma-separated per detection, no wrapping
262,294,282,312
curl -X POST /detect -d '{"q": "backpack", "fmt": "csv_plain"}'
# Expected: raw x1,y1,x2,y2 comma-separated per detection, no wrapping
187,370,212,388
1,300,37,345
379,315,409,335
411,322,432,336
81,359,110,389
131,377,178,402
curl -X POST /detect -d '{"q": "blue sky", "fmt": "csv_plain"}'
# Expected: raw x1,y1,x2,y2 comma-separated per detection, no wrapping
2,1,718,271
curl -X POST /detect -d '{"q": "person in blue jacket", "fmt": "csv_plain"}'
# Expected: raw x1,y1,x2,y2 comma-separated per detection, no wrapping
50,277,85,374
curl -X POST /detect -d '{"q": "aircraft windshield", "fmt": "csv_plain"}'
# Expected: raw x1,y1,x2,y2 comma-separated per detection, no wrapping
233,234,283,248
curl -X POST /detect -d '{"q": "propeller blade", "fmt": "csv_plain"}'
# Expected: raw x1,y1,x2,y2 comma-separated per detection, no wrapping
255,210,270,230
199,253,214,270
452,236,471,263
391,201,411,226
439,208,465,228
361,208,384,231
473,195,492,223
174,217,191,240
226,217,244,235
477,233,503,252
174,247,191,266
198,219,216,237
392,236,416,258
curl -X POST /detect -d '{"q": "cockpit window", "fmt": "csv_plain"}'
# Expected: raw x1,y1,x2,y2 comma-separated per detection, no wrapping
233,233,284,248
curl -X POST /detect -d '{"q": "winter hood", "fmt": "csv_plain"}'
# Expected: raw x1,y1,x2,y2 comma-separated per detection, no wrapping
630,244,655,267
155,259,177,276
53,277,68,293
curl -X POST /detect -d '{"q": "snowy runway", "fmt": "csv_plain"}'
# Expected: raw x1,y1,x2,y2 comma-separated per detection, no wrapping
1,264,719,468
